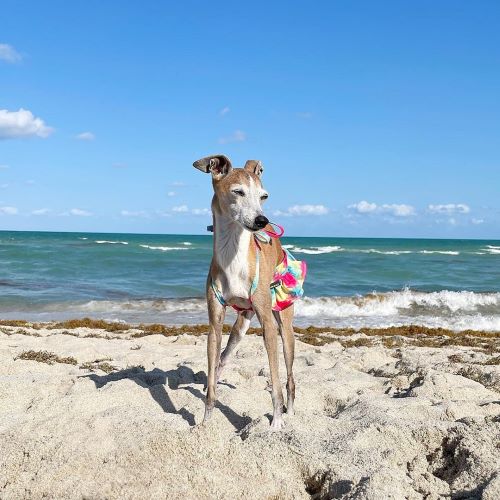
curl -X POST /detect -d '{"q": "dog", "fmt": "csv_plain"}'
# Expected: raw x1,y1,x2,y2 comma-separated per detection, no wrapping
193,154,300,430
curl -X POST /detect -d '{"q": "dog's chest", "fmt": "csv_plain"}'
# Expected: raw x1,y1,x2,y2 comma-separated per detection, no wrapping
214,231,252,303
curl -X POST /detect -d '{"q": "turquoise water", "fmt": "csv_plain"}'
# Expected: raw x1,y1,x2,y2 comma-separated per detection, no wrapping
1,230,500,330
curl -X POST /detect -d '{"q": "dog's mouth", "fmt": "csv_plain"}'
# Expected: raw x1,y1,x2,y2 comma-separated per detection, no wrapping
243,224,260,232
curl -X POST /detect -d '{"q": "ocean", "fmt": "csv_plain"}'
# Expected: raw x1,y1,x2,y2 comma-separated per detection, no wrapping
1,230,500,330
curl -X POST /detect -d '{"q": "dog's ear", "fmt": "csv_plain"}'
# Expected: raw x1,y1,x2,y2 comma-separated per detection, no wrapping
193,155,233,180
244,160,264,177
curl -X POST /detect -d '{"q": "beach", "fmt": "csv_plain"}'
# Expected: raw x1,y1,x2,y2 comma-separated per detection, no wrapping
3,1,500,498
1,320,499,499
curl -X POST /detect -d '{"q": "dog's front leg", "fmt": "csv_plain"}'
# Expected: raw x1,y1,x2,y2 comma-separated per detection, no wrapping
204,284,226,424
254,300,284,430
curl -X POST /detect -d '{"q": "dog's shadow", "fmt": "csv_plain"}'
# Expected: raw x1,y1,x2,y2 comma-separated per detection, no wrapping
83,366,251,431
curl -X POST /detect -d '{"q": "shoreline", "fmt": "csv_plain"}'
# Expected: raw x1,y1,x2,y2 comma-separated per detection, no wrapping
1,317,499,348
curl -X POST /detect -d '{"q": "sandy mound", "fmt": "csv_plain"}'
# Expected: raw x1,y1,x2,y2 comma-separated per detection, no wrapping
0,325,499,499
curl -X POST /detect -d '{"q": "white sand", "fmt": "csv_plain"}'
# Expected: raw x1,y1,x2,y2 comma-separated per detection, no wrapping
0,325,499,499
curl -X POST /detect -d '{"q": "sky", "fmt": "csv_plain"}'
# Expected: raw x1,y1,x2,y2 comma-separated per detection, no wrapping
1,0,499,238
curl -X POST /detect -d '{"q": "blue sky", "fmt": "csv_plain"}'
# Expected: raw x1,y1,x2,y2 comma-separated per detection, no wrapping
1,0,499,237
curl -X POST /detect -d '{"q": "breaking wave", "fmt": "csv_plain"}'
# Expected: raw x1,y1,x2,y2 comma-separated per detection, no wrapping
95,240,128,245
484,246,500,255
294,289,500,330
285,247,467,256
418,250,460,255
5,289,500,331
289,245,343,255
139,245,190,251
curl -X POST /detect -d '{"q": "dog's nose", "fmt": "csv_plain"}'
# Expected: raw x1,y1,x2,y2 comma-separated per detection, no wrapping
254,215,269,229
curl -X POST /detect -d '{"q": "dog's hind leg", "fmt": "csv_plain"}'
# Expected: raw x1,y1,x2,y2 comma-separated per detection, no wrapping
204,283,226,424
216,310,254,383
274,305,296,415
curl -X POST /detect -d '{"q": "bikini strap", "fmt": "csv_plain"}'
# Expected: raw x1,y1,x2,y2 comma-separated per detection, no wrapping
211,278,227,307
250,246,260,296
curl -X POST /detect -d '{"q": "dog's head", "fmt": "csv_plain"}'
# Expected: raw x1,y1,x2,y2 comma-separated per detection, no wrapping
193,154,269,232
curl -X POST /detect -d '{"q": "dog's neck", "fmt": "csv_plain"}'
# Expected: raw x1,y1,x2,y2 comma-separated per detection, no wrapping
212,211,251,273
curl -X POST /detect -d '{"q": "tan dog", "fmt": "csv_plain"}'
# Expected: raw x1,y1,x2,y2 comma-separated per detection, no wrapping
193,154,296,430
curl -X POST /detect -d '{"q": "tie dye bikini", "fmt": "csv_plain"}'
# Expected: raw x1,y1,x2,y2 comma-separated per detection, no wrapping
210,223,307,312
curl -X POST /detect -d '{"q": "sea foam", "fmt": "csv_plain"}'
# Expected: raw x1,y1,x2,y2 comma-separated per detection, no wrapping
95,240,128,245
139,245,190,251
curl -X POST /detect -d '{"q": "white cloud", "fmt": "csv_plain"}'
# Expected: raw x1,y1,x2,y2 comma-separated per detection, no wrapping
274,204,329,217
0,206,18,215
75,131,95,141
120,210,148,217
348,200,378,213
70,208,92,216
218,130,246,144
167,191,176,197
381,204,415,217
0,44,22,63
191,208,211,216
348,200,415,217
428,203,470,214
0,108,53,139
219,106,230,116
172,204,189,213
471,218,484,225
32,208,51,215
168,205,211,216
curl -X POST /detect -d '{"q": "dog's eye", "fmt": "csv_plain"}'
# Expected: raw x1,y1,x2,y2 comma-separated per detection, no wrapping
232,189,245,197
261,193,269,200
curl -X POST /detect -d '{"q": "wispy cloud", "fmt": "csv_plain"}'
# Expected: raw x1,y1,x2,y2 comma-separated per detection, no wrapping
219,106,230,116
168,205,211,216
75,131,95,141
274,204,329,217
70,208,92,216
191,208,211,216
172,205,189,213
120,210,148,217
471,218,484,225
427,203,470,214
32,208,51,215
218,130,246,144
383,204,416,217
167,191,176,197
156,210,172,218
349,200,416,217
0,108,53,139
0,206,18,215
0,164,10,169
0,44,22,63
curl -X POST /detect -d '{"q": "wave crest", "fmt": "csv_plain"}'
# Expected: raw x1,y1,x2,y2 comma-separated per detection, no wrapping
95,240,128,245
139,245,190,251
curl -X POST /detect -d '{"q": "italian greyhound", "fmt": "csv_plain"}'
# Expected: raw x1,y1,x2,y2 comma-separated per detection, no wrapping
193,154,296,430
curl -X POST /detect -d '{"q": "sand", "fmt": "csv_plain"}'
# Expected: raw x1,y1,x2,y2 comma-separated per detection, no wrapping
0,323,499,499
